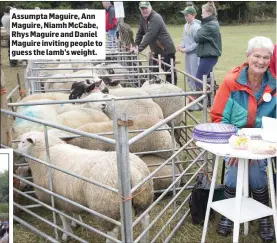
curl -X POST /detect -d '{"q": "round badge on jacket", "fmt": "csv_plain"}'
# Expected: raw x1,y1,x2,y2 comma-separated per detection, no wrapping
263,92,272,102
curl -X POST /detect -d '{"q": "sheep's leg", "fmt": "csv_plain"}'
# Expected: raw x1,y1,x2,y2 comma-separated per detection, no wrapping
140,213,150,243
59,214,73,242
106,226,119,243
71,214,83,228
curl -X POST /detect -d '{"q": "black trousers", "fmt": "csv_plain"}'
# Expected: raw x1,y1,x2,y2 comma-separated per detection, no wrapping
150,53,178,85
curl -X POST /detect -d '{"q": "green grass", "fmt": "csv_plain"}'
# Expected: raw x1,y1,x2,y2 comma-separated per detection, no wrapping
2,22,276,243
0,203,9,214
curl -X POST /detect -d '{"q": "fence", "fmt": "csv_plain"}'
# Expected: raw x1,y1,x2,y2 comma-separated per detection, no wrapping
1,35,216,242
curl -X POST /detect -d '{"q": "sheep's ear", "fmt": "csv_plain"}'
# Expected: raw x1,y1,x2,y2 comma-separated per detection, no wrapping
101,77,112,84
26,136,36,145
111,80,120,86
85,83,96,92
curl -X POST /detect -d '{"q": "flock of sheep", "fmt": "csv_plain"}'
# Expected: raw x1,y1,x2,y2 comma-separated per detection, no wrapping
12,58,188,242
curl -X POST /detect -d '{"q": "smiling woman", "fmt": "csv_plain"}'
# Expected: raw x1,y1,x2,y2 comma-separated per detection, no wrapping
210,36,276,242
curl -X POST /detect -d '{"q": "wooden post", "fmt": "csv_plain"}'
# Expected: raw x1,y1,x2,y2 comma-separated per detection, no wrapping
1,70,12,147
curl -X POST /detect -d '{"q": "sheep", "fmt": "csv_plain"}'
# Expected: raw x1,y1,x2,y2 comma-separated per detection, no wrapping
40,62,74,77
18,131,153,242
55,109,110,129
69,85,164,120
43,72,106,93
140,155,181,192
20,92,69,103
11,99,60,139
66,114,176,160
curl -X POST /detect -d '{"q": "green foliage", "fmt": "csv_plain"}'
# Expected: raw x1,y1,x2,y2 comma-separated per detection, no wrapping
0,204,9,214
0,1,276,25
0,171,9,203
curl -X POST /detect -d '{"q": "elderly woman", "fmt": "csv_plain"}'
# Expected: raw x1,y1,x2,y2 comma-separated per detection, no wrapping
211,36,276,242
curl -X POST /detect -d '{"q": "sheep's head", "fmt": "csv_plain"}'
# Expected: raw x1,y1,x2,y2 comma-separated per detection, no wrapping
99,76,121,87
149,76,163,85
69,79,109,100
18,131,64,155
15,166,32,191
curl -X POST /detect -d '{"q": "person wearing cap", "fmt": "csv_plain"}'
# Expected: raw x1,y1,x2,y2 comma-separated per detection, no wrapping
211,36,276,242
177,6,201,92
134,1,177,85
1,6,18,67
194,2,222,92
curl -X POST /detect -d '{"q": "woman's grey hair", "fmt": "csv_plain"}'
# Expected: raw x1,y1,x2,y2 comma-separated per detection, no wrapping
247,36,274,56
202,2,217,17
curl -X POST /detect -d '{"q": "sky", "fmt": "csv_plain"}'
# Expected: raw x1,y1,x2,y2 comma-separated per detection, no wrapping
0,154,9,173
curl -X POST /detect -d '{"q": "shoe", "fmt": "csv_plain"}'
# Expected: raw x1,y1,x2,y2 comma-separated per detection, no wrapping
187,96,202,111
252,186,275,243
216,185,236,236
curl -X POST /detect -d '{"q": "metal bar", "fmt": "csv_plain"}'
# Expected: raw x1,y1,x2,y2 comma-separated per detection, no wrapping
14,215,59,243
27,72,171,79
129,95,205,145
34,59,148,64
170,58,174,85
150,193,191,242
43,127,59,240
134,162,206,242
1,109,116,145
164,208,190,243
8,92,201,108
14,175,121,226
14,188,121,242
10,148,119,193
131,138,192,194
132,150,205,228
32,65,160,71
114,113,133,243
14,202,88,243
6,84,19,100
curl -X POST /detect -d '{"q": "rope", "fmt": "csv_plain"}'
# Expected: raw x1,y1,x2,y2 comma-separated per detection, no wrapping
19,89,27,95
113,185,147,203
0,88,7,94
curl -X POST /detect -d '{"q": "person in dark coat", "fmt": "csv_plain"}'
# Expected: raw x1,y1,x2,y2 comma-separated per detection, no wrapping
134,1,178,85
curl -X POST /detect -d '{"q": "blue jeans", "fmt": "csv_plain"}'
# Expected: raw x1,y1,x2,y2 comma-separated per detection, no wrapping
195,56,218,90
224,158,268,189
107,29,117,48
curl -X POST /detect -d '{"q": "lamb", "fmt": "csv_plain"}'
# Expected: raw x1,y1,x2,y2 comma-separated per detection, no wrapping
69,85,164,120
11,100,60,139
20,92,69,103
43,71,105,92
55,109,110,129
18,131,153,242
67,114,176,160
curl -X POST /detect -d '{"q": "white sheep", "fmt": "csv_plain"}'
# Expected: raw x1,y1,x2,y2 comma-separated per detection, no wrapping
20,92,69,103
55,109,110,129
141,80,185,126
81,91,164,120
67,114,175,160
12,100,60,139
18,131,153,242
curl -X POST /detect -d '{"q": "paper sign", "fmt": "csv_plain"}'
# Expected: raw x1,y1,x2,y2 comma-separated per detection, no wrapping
114,2,125,18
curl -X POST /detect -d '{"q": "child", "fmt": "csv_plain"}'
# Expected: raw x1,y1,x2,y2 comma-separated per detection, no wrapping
177,6,201,92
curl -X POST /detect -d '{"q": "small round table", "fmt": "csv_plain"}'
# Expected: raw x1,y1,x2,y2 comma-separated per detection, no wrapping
196,141,277,243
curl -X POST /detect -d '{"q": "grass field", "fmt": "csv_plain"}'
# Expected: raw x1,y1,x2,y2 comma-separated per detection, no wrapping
1,22,276,243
